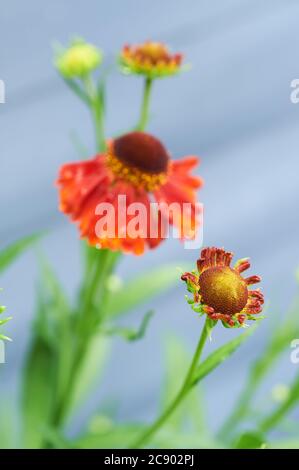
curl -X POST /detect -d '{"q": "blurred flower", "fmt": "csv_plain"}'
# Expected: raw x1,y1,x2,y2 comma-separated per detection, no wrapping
119,41,183,79
182,247,264,328
55,39,102,79
56,131,203,255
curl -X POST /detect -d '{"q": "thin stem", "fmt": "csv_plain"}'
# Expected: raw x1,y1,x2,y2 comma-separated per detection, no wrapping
63,78,90,105
137,78,153,131
83,75,106,152
132,318,211,449
91,97,106,152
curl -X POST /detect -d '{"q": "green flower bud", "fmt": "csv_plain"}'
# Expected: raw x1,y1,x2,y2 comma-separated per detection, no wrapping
55,39,102,79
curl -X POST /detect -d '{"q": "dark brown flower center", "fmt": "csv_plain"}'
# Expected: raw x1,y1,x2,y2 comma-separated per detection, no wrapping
113,132,169,175
199,266,248,315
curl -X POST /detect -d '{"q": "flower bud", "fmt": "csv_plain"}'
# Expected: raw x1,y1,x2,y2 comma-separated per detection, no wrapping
182,247,264,328
55,39,102,79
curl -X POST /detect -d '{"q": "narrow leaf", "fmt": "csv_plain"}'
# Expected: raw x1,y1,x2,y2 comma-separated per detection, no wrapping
0,234,41,273
106,263,190,318
260,373,299,433
192,327,254,386
162,335,207,432
22,335,56,448
103,310,154,341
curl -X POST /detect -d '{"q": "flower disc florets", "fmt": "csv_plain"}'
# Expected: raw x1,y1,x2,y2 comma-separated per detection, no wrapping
181,247,264,328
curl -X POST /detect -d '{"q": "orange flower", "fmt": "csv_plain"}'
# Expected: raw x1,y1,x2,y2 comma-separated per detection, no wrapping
120,41,183,79
182,247,264,328
57,131,203,255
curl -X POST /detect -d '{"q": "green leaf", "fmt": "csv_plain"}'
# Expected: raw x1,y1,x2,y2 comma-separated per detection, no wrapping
63,78,90,105
73,424,145,449
0,316,12,326
0,334,11,341
0,403,17,449
106,263,190,318
192,327,255,386
218,300,299,441
68,334,110,418
21,256,69,448
103,310,154,341
34,255,70,348
0,234,41,274
248,292,299,389
22,334,56,448
47,418,146,449
151,429,224,449
162,334,207,433
0,296,11,341
260,373,299,433
233,431,267,449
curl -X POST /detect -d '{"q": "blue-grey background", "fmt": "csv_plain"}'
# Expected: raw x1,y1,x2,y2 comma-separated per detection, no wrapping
1,0,299,443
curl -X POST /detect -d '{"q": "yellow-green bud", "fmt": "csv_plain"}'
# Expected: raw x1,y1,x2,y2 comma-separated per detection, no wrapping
55,40,102,79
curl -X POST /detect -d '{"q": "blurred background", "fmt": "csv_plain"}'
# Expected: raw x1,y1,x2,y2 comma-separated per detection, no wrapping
1,0,299,441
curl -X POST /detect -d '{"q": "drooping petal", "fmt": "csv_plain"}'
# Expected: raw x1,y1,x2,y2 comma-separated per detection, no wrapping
154,157,202,239
57,156,110,218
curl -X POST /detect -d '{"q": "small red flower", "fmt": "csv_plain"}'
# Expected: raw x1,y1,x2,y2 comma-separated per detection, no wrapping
182,247,264,328
120,41,183,79
57,131,203,255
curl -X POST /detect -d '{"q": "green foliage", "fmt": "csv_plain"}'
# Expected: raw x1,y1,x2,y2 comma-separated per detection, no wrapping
69,334,110,417
106,263,190,318
46,418,146,449
74,424,145,449
0,234,41,341
0,303,12,341
20,252,185,448
191,327,255,386
22,334,56,448
0,404,16,449
102,310,155,341
219,294,299,443
21,256,70,448
0,234,41,274
162,334,207,433
233,431,267,449
260,373,299,433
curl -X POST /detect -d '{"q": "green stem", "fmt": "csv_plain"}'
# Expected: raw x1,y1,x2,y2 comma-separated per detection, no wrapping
43,75,109,444
51,250,120,428
259,374,299,434
83,75,106,152
137,78,153,131
91,97,106,152
131,318,211,449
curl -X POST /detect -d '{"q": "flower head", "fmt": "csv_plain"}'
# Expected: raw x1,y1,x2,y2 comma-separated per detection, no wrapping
119,41,183,79
56,131,203,255
182,247,264,328
55,39,102,79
